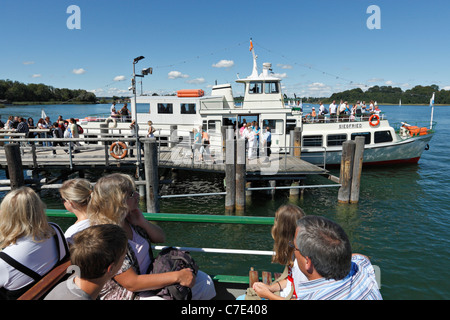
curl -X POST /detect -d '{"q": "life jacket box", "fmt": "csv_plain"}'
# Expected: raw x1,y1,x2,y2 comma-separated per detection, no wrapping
177,89,205,97
419,127,428,136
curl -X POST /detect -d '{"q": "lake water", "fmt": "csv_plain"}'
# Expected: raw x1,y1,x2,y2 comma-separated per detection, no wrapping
1,103,448,300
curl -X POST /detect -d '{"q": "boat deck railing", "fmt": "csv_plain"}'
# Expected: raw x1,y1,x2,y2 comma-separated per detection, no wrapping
302,112,387,124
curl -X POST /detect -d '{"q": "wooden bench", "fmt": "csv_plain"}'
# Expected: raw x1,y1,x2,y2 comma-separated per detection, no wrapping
17,258,72,300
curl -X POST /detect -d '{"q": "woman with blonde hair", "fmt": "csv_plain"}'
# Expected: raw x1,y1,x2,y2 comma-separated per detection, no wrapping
59,178,93,243
251,204,308,300
0,187,69,300
88,173,215,300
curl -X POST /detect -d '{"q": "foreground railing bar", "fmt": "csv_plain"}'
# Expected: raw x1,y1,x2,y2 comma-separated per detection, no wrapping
45,209,275,225
152,245,275,256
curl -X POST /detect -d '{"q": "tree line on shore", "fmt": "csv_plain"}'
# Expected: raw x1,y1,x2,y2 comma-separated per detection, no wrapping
0,79,97,104
324,84,446,105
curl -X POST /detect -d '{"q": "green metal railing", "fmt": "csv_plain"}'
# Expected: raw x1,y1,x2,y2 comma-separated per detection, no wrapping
46,209,275,225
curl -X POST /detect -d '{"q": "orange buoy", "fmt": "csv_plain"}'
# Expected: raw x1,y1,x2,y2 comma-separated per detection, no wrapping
177,89,205,97
369,114,380,127
109,141,127,159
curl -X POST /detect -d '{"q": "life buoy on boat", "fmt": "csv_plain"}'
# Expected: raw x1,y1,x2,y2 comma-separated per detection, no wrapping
109,141,127,159
369,114,380,127
105,117,117,128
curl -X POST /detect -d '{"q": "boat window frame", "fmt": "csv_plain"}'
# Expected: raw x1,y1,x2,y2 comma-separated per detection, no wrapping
262,119,283,134
374,130,393,143
248,81,263,94
303,135,323,147
180,103,196,114
157,103,173,114
327,134,347,146
351,132,371,144
264,81,280,94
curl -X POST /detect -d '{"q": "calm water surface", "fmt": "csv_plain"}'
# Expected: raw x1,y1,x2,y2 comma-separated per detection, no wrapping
1,103,448,300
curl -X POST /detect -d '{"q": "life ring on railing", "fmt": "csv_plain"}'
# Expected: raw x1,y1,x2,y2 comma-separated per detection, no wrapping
105,117,117,128
369,114,380,127
109,141,127,159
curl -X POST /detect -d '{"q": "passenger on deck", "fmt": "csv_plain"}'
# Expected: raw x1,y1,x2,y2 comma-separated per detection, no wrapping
147,120,155,138
59,178,93,244
293,216,382,300
0,187,69,300
250,205,308,300
44,224,128,300
192,128,201,160
69,118,81,151
262,127,271,162
87,173,216,300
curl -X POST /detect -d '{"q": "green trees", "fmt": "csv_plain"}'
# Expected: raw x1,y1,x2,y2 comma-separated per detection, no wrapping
0,79,97,103
327,84,447,105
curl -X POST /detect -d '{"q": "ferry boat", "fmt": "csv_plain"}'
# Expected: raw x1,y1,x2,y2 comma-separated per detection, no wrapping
81,42,435,167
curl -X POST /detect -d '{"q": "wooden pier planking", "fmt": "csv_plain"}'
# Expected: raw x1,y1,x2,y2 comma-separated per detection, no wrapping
0,145,327,176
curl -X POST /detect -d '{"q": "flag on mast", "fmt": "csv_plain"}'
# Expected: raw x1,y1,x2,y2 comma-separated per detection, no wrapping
41,108,47,119
249,39,253,51
430,92,435,107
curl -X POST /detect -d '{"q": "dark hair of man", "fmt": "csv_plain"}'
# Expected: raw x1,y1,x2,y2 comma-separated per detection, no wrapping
296,216,352,280
70,224,127,280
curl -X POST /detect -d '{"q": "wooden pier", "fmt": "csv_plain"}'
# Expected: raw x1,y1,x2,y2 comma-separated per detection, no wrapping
0,132,359,212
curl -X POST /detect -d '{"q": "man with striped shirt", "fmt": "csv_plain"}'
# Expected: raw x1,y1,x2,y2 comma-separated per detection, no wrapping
292,216,382,300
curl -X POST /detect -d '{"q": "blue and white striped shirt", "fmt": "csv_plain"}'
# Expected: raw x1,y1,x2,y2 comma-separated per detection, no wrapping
295,254,382,300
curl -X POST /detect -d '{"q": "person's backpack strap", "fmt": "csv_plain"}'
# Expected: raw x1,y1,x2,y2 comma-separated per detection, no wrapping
0,252,41,282
49,222,69,262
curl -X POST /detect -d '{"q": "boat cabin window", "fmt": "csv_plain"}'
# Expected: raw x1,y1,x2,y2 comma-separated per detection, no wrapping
181,103,196,114
374,130,393,143
249,81,263,94
351,132,371,144
265,81,279,94
327,134,347,146
286,119,297,134
203,119,221,133
157,103,173,114
262,119,283,134
303,135,323,147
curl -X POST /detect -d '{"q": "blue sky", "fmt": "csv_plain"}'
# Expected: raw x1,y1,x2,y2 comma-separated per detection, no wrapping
1,0,450,98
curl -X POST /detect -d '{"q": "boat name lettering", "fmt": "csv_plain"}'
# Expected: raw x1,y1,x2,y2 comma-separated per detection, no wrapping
339,123,363,129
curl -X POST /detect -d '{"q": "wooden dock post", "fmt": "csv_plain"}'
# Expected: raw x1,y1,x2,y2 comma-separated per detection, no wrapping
338,140,355,203
350,136,365,204
225,128,236,212
144,139,160,213
235,138,246,212
293,127,302,158
5,143,24,190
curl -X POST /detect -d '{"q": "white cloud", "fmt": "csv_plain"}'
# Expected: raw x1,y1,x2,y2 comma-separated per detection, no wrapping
113,75,126,81
168,71,189,79
272,73,287,79
72,68,86,75
186,77,206,84
31,74,41,78
23,61,35,65
277,63,293,69
385,80,394,86
212,60,234,68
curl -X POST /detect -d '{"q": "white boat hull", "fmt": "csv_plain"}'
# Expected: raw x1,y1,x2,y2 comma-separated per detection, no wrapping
301,133,433,166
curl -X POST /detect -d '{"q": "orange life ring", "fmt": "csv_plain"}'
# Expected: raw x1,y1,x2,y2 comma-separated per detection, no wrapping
109,141,128,159
369,114,380,127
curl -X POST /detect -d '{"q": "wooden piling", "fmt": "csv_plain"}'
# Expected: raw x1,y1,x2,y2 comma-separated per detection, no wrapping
5,143,24,190
144,139,160,213
235,138,246,212
225,135,236,212
338,140,355,203
293,127,302,158
350,136,365,204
